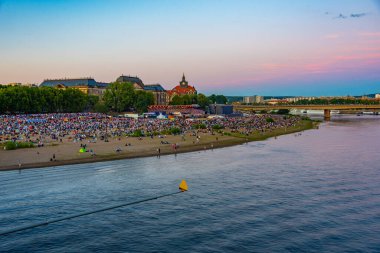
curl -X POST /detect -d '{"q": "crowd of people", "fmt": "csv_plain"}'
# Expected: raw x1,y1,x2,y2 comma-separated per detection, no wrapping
0,113,302,145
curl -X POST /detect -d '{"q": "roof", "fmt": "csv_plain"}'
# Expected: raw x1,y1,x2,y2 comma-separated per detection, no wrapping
144,84,166,92
40,78,108,88
116,75,144,87
168,85,197,96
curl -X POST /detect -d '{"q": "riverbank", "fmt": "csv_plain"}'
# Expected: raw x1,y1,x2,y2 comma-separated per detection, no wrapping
0,120,316,171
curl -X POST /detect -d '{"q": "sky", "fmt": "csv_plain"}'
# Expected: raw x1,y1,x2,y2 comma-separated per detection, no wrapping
0,0,380,96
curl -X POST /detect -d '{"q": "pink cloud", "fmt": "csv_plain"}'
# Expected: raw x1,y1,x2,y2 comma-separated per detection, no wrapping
324,33,341,40
334,53,380,60
340,47,380,53
358,32,380,37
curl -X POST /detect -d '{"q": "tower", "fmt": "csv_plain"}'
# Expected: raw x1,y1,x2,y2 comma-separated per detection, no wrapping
179,73,188,88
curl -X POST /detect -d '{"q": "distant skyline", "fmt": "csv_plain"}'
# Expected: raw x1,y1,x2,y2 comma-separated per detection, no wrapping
0,0,380,96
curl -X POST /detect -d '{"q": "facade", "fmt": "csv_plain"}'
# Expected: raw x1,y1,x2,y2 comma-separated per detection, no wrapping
209,104,233,115
243,95,264,104
116,75,145,90
40,78,108,96
115,75,168,105
286,97,318,103
144,84,168,105
167,74,197,101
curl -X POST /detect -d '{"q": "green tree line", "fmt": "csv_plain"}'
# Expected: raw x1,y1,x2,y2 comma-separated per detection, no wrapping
0,86,93,113
0,82,228,114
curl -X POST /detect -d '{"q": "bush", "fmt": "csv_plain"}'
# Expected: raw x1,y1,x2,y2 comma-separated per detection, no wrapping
130,129,144,137
160,130,170,135
4,141,34,150
266,117,274,123
17,142,35,149
212,124,224,130
160,127,181,135
169,127,181,135
4,141,17,150
193,123,207,129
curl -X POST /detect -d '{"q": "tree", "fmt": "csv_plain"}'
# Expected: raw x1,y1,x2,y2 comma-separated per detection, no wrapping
215,95,227,104
197,93,210,109
134,90,154,113
103,82,135,112
86,95,99,112
182,94,192,105
209,94,217,103
94,101,109,113
170,95,183,105
208,94,227,104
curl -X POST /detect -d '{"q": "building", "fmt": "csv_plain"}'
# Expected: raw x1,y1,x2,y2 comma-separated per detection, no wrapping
144,84,168,105
264,98,289,105
115,75,168,105
375,94,380,99
243,95,264,104
209,104,233,115
167,74,197,101
40,78,109,96
116,75,145,90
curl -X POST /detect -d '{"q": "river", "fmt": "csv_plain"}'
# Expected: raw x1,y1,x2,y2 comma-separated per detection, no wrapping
1,115,380,252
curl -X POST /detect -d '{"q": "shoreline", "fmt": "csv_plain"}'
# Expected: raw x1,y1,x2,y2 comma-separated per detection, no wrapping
0,120,316,172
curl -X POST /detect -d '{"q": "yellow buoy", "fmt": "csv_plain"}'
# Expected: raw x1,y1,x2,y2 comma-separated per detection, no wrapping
179,180,188,192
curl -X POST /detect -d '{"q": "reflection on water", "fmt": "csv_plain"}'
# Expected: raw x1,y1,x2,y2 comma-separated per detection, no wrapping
1,116,380,252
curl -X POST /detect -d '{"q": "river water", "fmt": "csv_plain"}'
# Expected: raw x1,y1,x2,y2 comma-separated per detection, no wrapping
1,116,380,252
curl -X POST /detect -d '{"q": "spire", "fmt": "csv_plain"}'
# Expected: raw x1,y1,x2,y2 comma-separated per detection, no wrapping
180,73,188,87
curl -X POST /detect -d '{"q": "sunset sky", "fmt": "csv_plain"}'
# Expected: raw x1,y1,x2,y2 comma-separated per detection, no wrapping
0,0,379,96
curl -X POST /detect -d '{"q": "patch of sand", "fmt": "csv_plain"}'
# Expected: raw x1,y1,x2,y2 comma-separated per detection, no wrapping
0,132,241,170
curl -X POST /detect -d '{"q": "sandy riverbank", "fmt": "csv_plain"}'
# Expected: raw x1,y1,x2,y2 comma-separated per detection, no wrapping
0,120,316,171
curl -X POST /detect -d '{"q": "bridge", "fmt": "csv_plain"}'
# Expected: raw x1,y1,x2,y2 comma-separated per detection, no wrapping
233,104,380,120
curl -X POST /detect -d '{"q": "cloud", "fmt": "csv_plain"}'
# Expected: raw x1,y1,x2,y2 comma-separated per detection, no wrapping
334,12,368,19
359,32,380,37
324,33,341,39
335,53,380,61
335,13,347,19
350,13,367,18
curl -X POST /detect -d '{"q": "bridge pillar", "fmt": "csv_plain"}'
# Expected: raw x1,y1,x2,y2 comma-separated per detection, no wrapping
324,109,331,120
